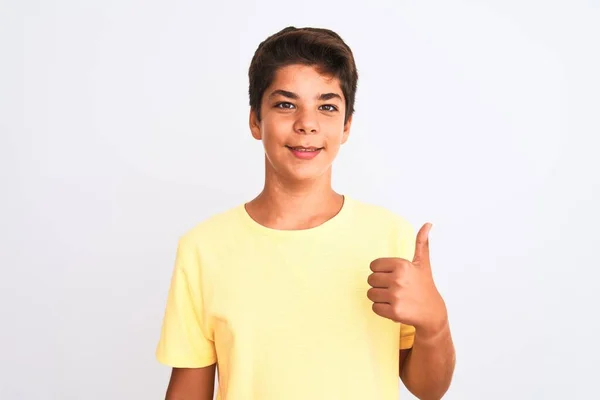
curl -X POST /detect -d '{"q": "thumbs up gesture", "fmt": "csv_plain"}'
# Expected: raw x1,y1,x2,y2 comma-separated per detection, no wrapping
367,223,448,338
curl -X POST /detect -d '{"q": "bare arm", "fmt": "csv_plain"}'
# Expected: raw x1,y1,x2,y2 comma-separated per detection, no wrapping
165,364,216,400
399,323,456,400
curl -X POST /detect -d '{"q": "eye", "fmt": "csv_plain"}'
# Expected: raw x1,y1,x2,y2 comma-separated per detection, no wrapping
319,104,338,112
275,102,295,109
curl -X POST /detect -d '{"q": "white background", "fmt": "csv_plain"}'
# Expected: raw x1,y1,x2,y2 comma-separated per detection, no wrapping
1,0,599,399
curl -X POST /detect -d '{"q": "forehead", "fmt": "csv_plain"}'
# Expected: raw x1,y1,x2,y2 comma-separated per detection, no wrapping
268,64,342,95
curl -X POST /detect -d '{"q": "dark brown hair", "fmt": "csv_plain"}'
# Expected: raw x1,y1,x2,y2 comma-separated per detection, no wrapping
248,26,358,124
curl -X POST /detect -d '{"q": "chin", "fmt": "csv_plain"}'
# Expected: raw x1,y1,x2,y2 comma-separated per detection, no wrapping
265,152,333,182
283,165,330,182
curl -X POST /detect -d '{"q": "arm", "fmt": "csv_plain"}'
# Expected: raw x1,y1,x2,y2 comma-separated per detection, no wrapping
400,322,456,400
369,222,456,399
165,364,216,400
157,237,218,399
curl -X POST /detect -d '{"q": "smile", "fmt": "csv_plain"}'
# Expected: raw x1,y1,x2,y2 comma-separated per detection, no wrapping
286,145,323,159
286,146,323,152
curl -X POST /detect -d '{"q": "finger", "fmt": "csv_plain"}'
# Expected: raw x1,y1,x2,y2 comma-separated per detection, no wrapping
367,287,391,303
370,258,396,273
372,302,395,321
367,272,391,288
413,222,432,265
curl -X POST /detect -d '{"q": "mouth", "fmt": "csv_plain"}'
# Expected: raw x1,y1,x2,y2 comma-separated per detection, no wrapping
285,145,324,152
286,145,323,159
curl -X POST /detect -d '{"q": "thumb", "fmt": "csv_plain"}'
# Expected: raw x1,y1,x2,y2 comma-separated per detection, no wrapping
412,222,432,265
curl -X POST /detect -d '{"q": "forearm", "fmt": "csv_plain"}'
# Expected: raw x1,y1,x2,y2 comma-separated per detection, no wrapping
400,322,456,400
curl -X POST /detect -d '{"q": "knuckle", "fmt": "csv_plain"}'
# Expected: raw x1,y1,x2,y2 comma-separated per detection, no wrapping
392,259,410,272
392,273,408,287
399,276,411,287
392,306,402,321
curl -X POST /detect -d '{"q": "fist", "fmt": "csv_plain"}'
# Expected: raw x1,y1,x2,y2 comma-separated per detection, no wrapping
367,223,448,337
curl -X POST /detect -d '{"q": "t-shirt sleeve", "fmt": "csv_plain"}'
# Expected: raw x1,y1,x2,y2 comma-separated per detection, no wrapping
155,236,217,368
395,216,417,350
400,323,416,350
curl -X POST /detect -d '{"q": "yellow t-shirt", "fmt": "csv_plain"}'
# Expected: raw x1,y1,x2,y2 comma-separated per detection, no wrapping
156,196,417,400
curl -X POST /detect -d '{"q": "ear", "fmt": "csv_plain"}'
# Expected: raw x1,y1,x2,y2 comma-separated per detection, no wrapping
341,114,353,144
249,108,262,140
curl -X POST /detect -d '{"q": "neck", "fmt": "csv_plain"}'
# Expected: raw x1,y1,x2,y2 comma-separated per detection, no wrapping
245,160,344,230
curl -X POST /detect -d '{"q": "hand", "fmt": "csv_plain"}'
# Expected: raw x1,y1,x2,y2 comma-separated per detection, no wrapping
367,223,448,338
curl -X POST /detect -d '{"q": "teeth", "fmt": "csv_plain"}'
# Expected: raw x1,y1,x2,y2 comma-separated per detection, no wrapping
291,147,319,152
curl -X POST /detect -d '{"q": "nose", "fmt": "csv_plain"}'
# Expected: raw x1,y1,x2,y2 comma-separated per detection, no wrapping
293,109,319,135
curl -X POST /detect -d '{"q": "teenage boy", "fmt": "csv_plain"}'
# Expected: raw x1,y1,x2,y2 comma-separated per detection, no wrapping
156,26,456,400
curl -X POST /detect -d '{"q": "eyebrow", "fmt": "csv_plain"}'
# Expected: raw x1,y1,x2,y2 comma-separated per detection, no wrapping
268,89,342,102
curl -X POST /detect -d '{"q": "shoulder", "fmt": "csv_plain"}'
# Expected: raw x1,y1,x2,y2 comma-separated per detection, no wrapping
178,203,244,245
347,196,414,233
345,196,416,259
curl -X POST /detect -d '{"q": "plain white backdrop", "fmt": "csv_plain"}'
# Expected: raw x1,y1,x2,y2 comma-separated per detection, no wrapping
1,0,599,399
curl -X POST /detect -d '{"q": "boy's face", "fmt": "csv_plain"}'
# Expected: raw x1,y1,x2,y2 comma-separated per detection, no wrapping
250,64,352,183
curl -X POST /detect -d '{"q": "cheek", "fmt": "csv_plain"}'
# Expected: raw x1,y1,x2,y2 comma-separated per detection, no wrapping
324,127,347,147
261,118,289,143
